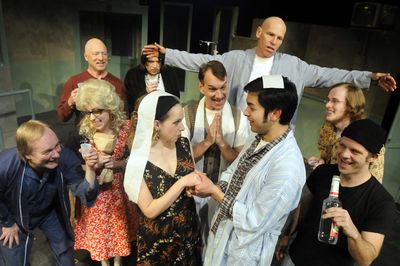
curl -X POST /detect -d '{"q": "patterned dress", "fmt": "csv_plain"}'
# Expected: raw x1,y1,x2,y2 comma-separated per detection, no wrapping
137,137,202,266
74,121,139,261
318,121,385,182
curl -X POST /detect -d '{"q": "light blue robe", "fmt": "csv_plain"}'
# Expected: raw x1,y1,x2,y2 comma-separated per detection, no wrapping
204,131,306,265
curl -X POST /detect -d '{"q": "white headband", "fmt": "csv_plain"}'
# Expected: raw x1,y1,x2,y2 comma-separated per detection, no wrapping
124,90,178,203
262,75,284,89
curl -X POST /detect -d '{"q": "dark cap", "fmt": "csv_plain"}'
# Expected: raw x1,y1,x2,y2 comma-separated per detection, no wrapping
341,119,386,154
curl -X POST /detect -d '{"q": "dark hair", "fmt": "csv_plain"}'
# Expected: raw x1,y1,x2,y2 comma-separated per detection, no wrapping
155,96,180,121
139,53,164,72
198,60,227,83
244,76,298,125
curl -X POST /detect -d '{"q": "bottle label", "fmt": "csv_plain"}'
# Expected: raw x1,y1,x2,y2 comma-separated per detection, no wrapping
330,222,339,238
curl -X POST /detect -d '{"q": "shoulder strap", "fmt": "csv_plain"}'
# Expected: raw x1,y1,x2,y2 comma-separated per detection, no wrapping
183,101,199,139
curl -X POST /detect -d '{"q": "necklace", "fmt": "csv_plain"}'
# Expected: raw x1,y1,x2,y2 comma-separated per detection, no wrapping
145,73,160,87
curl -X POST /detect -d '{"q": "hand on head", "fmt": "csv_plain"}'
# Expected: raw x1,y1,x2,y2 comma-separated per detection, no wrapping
68,88,79,107
142,43,166,58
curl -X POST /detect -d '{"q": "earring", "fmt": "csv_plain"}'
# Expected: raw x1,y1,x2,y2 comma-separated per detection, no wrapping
110,114,115,121
152,129,160,142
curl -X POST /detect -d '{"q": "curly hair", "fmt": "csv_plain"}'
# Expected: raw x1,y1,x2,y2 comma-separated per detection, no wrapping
75,79,126,139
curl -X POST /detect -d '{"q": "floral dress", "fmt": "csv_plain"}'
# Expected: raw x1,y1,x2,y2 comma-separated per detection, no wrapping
318,121,385,182
74,120,139,261
137,137,202,266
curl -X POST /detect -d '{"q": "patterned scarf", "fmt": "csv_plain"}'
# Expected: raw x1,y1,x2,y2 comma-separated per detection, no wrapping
211,128,290,234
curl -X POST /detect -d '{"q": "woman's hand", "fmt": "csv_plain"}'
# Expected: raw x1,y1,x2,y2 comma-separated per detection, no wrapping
81,147,98,169
181,172,202,187
96,153,113,169
306,156,324,170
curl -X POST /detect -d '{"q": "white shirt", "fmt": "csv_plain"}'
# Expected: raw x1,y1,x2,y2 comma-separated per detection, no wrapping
248,55,274,83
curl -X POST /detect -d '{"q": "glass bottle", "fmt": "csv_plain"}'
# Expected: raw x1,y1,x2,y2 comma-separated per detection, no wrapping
318,175,342,245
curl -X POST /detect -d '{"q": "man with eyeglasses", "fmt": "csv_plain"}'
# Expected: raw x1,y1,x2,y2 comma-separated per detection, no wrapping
0,120,100,265
57,38,127,125
306,83,385,182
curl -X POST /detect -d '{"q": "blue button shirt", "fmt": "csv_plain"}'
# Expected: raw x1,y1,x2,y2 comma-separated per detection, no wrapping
22,166,57,229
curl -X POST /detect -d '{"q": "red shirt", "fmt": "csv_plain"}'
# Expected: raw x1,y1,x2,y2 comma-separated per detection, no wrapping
57,71,127,125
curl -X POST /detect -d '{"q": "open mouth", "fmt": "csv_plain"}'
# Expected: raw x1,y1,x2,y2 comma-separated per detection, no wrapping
212,98,225,105
339,158,352,168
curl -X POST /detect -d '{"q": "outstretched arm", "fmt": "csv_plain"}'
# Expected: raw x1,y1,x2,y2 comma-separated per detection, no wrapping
371,72,397,92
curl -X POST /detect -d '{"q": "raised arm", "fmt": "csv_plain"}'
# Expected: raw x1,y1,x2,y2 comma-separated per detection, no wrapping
143,43,219,72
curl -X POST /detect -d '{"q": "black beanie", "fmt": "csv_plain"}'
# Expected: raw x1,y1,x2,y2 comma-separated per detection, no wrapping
341,119,386,154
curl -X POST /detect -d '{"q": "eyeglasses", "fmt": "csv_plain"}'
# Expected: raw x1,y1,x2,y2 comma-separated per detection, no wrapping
83,109,104,117
324,98,345,105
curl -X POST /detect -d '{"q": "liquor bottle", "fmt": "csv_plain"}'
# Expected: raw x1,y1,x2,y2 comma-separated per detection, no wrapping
318,175,342,245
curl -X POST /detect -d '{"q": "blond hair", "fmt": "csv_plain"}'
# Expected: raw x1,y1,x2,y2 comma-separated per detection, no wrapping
330,82,365,121
76,79,126,139
16,120,50,158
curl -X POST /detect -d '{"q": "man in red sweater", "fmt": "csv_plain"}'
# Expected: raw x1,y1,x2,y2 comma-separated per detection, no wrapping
57,38,127,125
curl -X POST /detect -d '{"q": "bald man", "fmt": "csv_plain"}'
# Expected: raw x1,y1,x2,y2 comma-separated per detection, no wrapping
143,16,396,125
57,38,127,125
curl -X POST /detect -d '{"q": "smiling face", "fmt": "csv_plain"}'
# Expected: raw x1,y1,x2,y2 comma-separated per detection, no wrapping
255,17,286,58
85,107,112,133
156,104,185,144
25,127,61,171
244,91,272,136
199,69,227,111
84,38,108,75
325,85,349,126
337,136,374,176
